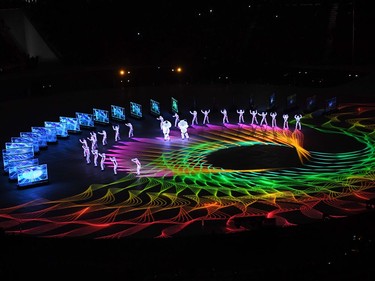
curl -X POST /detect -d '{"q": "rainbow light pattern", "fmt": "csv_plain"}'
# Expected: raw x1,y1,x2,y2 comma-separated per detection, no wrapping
0,103,374,239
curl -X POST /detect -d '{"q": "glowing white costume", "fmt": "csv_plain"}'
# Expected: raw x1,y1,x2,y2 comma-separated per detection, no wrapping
189,110,198,125
131,158,141,175
161,120,172,141
178,120,189,139
221,109,229,124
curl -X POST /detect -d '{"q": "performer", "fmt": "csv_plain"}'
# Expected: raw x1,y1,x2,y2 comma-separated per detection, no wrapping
237,109,245,124
79,138,89,157
178,119,189,140
201,109,210,125
258,111,268,127
189,110,198,125
282,114,289,130
125,122,134,138
98,152,106,171
173,112,180,127
294,114,303,130
84,145,91,164
112,124,121,141
156,115,164,130
92,149,99,167
221,108,229,124
131,158,141,175
97,129,107,146
87,131,98,151
110,156,118,174
161,120,172,141
249,109,259,125
270,112,277,128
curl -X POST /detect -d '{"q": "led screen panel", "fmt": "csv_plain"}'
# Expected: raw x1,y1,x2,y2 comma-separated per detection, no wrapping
130,102,142,118
93,108,109,124
31,127,49,147
12,136,39,153
75,112,95,128
17,164,48,187
2,148,34,173
44,126,57,143
111,105,125,121
150,99,160,116
8,158,39,180
171,97,178,113
59,117,80,132
20,132,46,149
45,121,68,138
5,142,33,150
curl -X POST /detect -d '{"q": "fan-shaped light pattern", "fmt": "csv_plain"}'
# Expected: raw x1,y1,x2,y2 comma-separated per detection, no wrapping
0,103,374,239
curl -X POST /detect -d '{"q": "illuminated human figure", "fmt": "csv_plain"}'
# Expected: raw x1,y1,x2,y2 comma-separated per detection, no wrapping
201,109,210,124
156,115,164,130
98,152,106,171
112,124,121,141
87,132,98,151
79,138,89,157
189,110,198,125
249,109,259,125
282,114,289,130
294,114,303,130
97,129,107,146
109,156,118,174
221,108,229,124
258,111,268,126
92,149,99,167
131,157,141,176
173,112,180,127
125,122,134,138
237,109,245,124
178,119,189,140
161,120,172,141
270,112,277,128
84,145,91,164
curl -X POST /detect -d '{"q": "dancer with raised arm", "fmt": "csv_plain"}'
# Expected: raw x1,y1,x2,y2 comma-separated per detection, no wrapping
98,152,106,171
237,109,245,124
110,156,118,174
131,158,141,176
201,109,210,125
87,131,98,151
189,110,198,125
92,149,99,167
294,114,303,130
112,124,121,141
258,111,268,127
282,114,289,130
156,115,164,130
97,129,107,146
270,112,277,128
79,138,89,157
173,112,180,127
125,122,134,138
249,109,259,126
221,108,229,124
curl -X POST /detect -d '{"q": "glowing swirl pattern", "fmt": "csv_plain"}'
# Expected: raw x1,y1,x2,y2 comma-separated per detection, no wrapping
0,103,374,239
